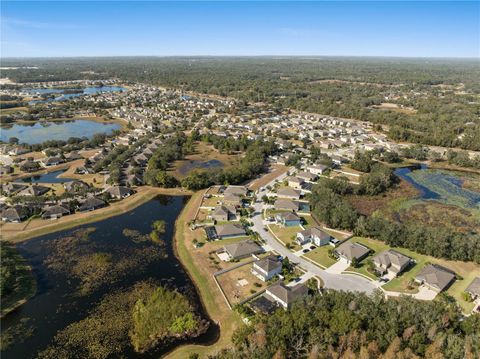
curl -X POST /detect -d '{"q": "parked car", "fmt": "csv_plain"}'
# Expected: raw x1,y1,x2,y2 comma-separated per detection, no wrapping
302,248,310,253
309,245,316,250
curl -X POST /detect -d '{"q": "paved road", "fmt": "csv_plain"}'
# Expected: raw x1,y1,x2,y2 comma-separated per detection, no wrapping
252,177,379,295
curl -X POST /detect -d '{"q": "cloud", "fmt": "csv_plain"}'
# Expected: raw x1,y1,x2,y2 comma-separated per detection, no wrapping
2,17,84,30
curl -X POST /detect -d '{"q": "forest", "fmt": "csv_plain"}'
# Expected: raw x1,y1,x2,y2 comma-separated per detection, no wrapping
211,290,480,359
2,57,480,150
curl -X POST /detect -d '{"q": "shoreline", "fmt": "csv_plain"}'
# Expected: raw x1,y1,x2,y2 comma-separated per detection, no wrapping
0,186,191,243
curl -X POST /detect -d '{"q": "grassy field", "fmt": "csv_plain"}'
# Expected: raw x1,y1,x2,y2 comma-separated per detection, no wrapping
303,245,336,268
168,190,243,359
268,224,302,250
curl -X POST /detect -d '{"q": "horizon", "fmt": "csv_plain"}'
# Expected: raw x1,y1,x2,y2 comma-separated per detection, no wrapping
1,1,479,58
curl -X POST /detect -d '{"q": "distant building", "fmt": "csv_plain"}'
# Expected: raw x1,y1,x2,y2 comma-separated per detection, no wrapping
252,255,282,281
265,282,308,309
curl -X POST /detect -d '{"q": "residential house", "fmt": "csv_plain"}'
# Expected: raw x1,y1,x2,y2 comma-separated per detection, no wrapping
465,277,480,300
274,199,299,212
252,255,283,281
1,183,27,196
42,204,71,219
41,156,64,167
214,223,246,240
415,264,456,292
276,187,301,200
372,250,413,277
286,176,304,190
275,212,301,227
306,164,330,175
78,197,107,212
265,282,309,309
296,171,317,182
211,205,235,222
296,227,331,246
64,180,90,193
223,185,248,197
105,186,134,199
18,185,51,197
1,205,29,222
222,193,243,207
335,242,371,264
0,165,13,175
220,239,263,260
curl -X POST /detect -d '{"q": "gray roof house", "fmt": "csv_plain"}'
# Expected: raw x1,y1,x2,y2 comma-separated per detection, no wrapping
296,227,331,246
211,205,235,222
296,171,317,182
465,277,480,299
42,204,71,219
276,187,301,200
265,282,309,309
275,212,301,227
18,185,51,197
1,205,29,223
78,197,107,212
222,193,243,207
64,180,90,193
335,242,371,264
286,176,304,189
372,250,412,276
223,185,248,197
274,199,300,212
415,264,456,292
252,255,283,282
105,186,134,199
214,223,246,239
221,240,263,260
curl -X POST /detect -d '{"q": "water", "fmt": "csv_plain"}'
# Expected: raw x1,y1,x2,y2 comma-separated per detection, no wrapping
0,196,219,358
394,164,480,209
178,159,224,176
26,86,125,104
16,169,73,184
0,120,121,144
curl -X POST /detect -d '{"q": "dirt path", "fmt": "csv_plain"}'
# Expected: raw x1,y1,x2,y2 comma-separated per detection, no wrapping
248,164,289,191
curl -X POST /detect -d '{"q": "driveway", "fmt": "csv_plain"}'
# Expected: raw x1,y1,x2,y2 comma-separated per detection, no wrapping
325,259,349,274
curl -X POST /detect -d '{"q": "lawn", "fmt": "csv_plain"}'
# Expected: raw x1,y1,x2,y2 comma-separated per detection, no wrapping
200,196,220,208
268,224,302,250
303,246,336,269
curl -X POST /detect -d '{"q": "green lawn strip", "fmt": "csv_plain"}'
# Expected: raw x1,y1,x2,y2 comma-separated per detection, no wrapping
268,224,302,250
303,246,336,268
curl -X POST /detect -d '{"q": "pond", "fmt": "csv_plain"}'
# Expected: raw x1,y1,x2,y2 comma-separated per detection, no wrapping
0,120,121,144
178,159,224,176
394,164,480,209
26,86,125,104
15,169,73,184
0,195,219,358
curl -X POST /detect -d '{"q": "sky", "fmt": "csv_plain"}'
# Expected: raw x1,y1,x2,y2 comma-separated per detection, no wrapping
1,1,479,58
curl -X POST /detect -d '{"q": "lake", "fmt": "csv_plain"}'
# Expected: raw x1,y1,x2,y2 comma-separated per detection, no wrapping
0,120,121,144
16,169,73,184
26,86,125,104
394,165,480,209
0,195,218,358
178,159,224,176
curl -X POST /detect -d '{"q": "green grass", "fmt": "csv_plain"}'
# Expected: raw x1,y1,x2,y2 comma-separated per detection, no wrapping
268,224,302,249
304,246,336,268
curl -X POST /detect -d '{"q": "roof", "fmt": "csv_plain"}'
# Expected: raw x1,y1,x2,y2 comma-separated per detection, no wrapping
296,171,316,180
223,240,262,258
64,180,89,192
254,255,282,273
18,185,51,196
336,242,370,261
372,250,411,271
308,164,329,171
249,296,278,314
299,227,330,241
78,197,106,210
223,185,248,197
465,277,480,296
43,204,70,217
106,186,133,197
286,176,304,184
1,206,27,221
222,193,243,204
416,264,456,291
266,282,308,305
215,223,246,237
276,187,301,198
276,212,300,222
274,199,299,211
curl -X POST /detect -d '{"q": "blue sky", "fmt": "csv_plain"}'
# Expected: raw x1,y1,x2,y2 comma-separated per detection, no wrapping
1,1,479,58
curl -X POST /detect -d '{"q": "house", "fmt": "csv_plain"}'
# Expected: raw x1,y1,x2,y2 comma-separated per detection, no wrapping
64,180,90,193
41,156,64,167
274,199,299,212
220,239,263,260
222,193,243,207
276,187,301,200
335,242,370,264
20,160,40,172
307,164,330,175
42,204,70,219
211,205,235,222
286,176,304,190
265,282,308,309
0,165,13,175
372,250,412,277
18,185,51,197
78,197,107,212
214,223,246,239
1,205,29,222
1,183,27,196
105,186,134,199
223,185,248,197
296,227,331,246
465,277,480,300
415,264,456,292
296,171,317,182
65,151,83,161
275,212,301,227
252,255,283,281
